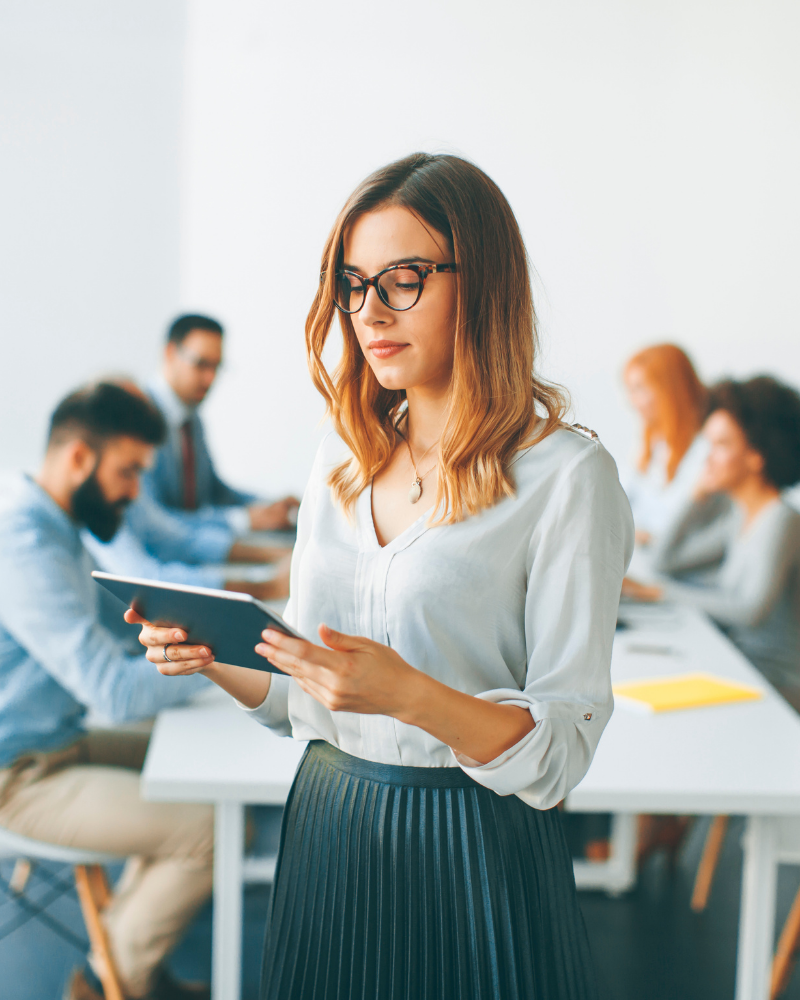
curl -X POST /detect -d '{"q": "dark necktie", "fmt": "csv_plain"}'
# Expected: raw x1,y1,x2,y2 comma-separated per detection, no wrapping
180,419,197,510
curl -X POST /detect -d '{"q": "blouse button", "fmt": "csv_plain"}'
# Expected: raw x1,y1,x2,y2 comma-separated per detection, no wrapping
583,713,592,721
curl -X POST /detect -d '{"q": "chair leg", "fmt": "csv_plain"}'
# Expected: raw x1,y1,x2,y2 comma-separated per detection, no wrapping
9,859,32,895
73,865,125,1000
691,815,729,912
772,883,800,999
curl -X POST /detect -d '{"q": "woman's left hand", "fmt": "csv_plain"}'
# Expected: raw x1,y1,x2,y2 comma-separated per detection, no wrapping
257,624,416,716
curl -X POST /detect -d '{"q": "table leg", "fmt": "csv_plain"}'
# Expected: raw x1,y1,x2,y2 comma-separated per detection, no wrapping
735,815,778,1000
572,812,637,894
213,802,245,1000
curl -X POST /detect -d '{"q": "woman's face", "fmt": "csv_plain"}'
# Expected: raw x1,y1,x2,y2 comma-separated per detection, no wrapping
702,409,764,492
624,364,659,426
341,206,457,396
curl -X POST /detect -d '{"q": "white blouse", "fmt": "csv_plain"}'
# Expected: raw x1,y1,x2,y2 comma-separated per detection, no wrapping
243,425,634,809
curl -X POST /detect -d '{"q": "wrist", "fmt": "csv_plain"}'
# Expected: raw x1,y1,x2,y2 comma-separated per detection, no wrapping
393,667,439,729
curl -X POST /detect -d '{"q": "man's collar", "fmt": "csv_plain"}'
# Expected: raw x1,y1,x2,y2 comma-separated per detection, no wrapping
19,473,82,544
148,374,196,428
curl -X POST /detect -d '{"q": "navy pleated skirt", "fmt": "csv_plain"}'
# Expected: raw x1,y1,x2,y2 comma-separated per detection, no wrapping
261,741,598,1000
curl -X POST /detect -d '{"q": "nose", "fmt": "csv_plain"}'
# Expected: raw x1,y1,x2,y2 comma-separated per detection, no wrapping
358,283,392,327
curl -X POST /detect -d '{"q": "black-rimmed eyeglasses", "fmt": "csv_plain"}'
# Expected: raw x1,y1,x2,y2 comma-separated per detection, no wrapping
326,263,457,315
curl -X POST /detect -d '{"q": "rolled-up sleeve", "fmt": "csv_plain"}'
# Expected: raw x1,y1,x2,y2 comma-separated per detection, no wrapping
238,675,293,736
453,443,634,808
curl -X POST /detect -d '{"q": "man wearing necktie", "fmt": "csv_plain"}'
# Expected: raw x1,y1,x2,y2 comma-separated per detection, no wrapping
145,314,298,533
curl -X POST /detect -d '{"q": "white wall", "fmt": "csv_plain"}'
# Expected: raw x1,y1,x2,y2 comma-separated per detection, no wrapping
0,1,185,472
182,0,800,497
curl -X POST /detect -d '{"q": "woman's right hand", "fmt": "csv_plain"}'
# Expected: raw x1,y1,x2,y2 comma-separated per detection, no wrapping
124,608,216,676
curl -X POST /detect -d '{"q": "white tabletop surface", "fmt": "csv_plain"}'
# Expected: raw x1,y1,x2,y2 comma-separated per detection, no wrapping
566,603,800,815
142,603,800,818
141,687,305,804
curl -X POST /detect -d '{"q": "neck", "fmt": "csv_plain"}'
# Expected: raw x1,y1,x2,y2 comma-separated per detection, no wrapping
403,385,449,456
35,457,74,519
730,475,779,525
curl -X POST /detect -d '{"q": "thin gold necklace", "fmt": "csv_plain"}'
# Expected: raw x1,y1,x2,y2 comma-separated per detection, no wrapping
397,417,439,504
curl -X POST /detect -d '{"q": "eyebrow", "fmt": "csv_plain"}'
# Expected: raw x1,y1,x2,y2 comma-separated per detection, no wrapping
341,256,437,272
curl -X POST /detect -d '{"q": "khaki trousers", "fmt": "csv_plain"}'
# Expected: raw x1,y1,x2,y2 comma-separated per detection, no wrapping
0,730,213,998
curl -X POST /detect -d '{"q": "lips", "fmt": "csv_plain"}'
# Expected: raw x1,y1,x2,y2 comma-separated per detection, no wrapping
368,340,407,359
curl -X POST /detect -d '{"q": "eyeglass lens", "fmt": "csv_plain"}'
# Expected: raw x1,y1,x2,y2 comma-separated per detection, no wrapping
335,268,422,313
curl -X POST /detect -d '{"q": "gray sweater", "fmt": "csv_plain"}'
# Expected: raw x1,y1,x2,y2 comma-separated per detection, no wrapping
652,495,800,690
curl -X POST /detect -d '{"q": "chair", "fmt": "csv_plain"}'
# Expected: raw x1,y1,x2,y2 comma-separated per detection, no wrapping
0,827,125,1000
691,815,729,911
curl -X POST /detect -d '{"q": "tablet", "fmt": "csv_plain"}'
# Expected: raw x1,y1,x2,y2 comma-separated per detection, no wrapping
92,571,304,674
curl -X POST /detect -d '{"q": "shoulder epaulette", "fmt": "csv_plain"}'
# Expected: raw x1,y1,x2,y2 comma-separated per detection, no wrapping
569,423,599,441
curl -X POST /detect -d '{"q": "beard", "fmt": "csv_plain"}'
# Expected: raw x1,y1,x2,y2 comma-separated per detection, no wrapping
72,469,130,543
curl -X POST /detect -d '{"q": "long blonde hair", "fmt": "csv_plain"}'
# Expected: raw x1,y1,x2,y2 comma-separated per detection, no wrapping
306,153,567,524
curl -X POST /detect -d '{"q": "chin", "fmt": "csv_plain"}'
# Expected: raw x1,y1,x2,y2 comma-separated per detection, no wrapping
368,363,414,393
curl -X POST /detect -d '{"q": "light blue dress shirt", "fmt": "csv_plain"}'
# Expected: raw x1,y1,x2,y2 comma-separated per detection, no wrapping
0,474,209,768
81,492,231,589
145,377,255,533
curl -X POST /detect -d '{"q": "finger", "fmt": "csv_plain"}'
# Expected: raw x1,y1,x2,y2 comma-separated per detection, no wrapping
318,623,364,652
260,629,324,663
145,644,212,665
124,608,149,626
157,659,210,677
292,674,333,705
136,625,188,647
254,640,310,674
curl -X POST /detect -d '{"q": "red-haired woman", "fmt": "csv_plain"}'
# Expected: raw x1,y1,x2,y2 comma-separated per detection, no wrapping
127,154,633,1000
626,376,800,705
623,344,709,546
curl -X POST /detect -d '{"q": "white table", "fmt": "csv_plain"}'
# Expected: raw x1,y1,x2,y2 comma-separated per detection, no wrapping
141,690,306,1000
142,605,800,1000
566,603,800,1000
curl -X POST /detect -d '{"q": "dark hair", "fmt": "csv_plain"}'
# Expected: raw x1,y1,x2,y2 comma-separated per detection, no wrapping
48,382,166,450
167,313,224,345
709,376,800,489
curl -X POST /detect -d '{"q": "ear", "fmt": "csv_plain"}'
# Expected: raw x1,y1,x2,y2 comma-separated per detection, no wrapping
745,447,765,478
65,438,97,482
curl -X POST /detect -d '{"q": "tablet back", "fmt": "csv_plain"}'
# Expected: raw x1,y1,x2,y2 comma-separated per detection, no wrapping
93,572,292,674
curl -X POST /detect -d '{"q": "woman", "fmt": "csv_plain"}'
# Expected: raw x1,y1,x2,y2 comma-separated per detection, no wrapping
127,153,633,999
622,344,709,546
625,376,800,707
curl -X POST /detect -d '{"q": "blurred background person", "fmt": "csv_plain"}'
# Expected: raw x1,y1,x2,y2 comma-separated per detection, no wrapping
146,314,299,533
0,382,214,1000
82,377,292,600
624,375,800,709
82,488,291,600
622,344,709,548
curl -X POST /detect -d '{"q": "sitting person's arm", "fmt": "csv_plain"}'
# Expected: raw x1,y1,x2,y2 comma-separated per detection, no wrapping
626,506,799,629
0,539,208,724
649,492,732,577
659,507,799,628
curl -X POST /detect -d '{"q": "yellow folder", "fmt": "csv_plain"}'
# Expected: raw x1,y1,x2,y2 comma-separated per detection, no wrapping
613,672,763,714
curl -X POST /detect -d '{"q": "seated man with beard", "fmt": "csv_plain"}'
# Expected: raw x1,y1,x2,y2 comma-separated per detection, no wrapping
0,382,213,1000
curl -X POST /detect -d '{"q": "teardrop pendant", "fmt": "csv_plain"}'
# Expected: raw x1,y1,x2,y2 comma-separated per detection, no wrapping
408,478,422,504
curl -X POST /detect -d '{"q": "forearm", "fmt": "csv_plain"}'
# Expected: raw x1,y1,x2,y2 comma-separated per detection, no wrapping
224,578,287,600
228,542,289,564
201,661,272,708
396,671,535,765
